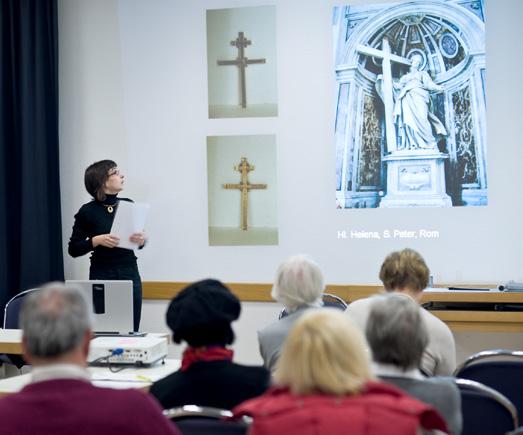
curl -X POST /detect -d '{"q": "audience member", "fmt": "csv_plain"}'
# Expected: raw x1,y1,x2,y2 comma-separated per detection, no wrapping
233,310,448,435
150,279,270,410
258,255,324,371
346,248,456,375
0,283,179,435
367,293,462,435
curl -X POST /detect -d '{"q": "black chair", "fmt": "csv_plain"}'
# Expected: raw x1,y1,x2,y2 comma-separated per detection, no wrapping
454,349,523,419
163,405,249,435
1,288,39,369
278,292,348,319
456,378,519,435
4,288,40,329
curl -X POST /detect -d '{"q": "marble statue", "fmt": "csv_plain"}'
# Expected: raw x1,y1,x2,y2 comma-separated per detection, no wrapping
391,54,447,151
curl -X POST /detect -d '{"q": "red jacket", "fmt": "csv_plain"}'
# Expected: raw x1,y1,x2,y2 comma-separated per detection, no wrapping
232,381,448,435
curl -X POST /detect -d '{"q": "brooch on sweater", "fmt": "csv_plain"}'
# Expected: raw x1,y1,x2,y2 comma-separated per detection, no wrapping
103,204,115,213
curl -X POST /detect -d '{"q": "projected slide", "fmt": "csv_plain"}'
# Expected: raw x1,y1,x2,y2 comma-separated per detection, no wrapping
333,0,486,209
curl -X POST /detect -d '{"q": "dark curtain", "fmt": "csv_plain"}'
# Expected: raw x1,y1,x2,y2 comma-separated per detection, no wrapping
0,0,63,322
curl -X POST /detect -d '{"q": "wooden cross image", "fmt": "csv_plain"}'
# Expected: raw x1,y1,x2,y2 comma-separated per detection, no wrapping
223,157,267,231
217,32,266,108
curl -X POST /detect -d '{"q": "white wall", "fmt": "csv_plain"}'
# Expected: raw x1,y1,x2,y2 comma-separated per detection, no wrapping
59,0,129,280
58,0,523,362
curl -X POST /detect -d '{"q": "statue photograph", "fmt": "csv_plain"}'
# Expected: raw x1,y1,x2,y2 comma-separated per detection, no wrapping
333,0,487,209
388,54,447,151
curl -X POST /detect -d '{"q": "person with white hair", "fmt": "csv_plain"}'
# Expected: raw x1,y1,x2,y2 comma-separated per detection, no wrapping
0,283,179,435
258,255,325,372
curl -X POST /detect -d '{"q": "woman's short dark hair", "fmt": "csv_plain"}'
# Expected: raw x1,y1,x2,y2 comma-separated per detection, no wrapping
84,160,117,201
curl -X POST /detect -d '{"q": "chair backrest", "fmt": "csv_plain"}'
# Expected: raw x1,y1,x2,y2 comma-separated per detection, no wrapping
164,405,249,435
3,288,41,329
321,292,348,310
455,378,519,435
454,349,523,419
278,292,348,319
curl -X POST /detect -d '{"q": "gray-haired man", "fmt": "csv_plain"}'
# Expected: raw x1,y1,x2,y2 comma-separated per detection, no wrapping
0,283,179,435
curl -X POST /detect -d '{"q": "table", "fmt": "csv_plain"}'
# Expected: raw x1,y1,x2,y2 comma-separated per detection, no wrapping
421,289,523,332
0,358,180,398
0,329,22,354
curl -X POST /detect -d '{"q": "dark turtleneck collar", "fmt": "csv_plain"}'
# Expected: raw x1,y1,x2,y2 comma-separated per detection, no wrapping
99,193,118,205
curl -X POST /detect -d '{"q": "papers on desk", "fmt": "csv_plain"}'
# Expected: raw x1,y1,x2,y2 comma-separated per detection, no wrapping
89,359,180,384
0,359,181,396
110,201,149,251
91,372,155,384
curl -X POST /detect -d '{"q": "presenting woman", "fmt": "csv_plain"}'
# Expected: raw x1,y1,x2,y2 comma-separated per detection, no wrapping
68,160,146,331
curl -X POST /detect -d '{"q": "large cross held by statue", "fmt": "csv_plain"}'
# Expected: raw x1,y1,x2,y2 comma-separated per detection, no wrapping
357,38,411,153
223,157,267,231
217,32,266,108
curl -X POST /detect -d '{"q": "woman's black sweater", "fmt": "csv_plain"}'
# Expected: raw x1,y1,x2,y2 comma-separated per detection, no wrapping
68,194,137,267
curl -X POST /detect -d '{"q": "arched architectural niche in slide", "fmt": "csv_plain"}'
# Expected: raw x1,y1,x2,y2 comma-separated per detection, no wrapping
334,1,486,209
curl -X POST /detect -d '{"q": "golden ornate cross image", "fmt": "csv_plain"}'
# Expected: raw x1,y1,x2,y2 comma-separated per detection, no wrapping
223,157,267,231
217,32,266,108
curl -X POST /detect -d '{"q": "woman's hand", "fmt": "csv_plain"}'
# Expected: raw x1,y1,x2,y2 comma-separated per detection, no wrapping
92,234,120,248
130,231,147,247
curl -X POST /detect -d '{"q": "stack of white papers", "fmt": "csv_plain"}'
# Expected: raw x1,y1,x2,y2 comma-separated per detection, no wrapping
110,201,150,250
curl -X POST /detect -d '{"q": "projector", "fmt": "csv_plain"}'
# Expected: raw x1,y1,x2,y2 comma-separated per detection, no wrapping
88,336,168,365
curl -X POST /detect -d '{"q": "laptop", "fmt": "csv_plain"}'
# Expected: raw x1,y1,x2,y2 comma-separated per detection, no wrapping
66,280,134,335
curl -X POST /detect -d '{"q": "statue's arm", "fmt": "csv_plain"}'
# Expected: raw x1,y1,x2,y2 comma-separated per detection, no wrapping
422,71,444,92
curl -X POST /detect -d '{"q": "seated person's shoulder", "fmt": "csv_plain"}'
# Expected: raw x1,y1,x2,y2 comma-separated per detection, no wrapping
424,376,459,394
96,384,157,405
76,201,95,215
230,362,270,377
100,387,179,434
258,319,282,339
222,361,271,386
421,308,454,337
345,296,376,324
347,296,377,311
259,309,305,339
151,362,269,391
85,386,171,424
150,370,185,395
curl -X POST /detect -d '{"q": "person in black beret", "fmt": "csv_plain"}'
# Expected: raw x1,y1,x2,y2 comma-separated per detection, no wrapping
149,279,270,410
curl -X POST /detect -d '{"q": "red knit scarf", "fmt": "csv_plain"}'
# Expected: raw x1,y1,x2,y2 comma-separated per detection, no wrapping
181,346,234,371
